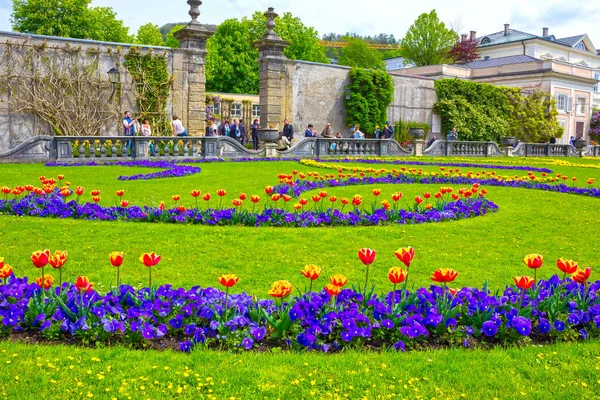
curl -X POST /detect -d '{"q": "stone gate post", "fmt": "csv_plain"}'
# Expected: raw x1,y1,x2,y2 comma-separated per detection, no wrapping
173,0,213,136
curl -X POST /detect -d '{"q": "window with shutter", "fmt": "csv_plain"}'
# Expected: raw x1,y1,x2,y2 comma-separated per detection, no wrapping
566,96,574,113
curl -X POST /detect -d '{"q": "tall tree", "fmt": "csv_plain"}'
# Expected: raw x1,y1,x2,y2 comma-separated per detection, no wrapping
338,37,386,70
165,25,185,48
400,10,457,66
136,23,165,46
206,19,260,94
448,38,480,63
11,0,132,43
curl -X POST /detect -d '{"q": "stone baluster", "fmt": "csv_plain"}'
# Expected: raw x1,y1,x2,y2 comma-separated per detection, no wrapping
100,140,107,158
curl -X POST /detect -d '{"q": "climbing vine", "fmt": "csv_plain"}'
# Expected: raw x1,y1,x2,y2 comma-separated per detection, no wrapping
344,67,394,135
124,48,173,135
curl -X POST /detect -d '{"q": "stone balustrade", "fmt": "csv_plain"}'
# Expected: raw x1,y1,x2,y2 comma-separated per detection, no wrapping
423,140,504,157
512,143,579,157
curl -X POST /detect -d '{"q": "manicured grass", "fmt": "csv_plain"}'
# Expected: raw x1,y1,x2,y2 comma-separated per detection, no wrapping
1,157,600,398
0,341,599,399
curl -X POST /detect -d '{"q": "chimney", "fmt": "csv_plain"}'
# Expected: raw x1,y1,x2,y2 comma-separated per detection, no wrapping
543,27,549,36
504,24,510,36
470,30,476,41
461,34,468,42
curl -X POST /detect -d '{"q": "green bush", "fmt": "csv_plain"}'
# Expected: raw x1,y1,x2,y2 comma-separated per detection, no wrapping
344,68,394,134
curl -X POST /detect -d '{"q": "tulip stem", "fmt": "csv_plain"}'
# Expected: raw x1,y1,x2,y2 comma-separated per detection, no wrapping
59,268,62,293
519,289,524,308
149,268,152,289
309,280,313,293
116,267,121,291
223,287,229,319
403,266,411,299
364,265,370,296
391,283,397,313
41,265,45,299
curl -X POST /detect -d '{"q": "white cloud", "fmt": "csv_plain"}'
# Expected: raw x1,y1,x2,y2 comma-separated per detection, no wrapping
0,0,598,48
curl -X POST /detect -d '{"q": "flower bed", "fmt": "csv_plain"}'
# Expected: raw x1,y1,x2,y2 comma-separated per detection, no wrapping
314,158,554,173
45,161,203,181
0,249,597,353
0,191,498,227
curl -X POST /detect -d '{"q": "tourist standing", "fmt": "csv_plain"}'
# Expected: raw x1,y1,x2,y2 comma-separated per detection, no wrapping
172,116,188,137
205,118,216,137
282,119,294,142
251,119,261,150
373,125,381,139
239,119,247,145
305,124,316,137
549,135,556,144
229,119,243,143
383,121,395,139
427,135,437,148
122,111,136,154
321,123,333,138
349,124,358,138
141,118,155,156
447,127,458,141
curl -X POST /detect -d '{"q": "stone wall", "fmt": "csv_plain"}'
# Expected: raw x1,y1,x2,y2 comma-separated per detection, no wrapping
290,61,440,138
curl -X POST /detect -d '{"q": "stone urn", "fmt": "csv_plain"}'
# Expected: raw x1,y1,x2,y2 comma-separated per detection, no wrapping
257,128,280,157
501,136,518,147
574,139,587,149
408,128,425,139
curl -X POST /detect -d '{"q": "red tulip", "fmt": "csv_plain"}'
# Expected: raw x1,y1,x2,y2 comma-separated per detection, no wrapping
329,274,348,287
31,249,50,268
372,189,382,197
325,284,341,297
282,195,292,202
239,193,247,201
218,274,239,288
268,280,293,298
271,194,281,202
203,193,211,201
572,267,591,284
139,252,161,268
49,250,68,269
352,195,362,206
121,201,129,208
340,198,349,205
388,267,407,284
232,199,243,207
75,276,94,293
0,263,13,280
358,248,376,266
514,276,535,290
430,268,458,283
115,190,125,197
91,190,101,196
76,187,84,196
109,252,124,267
392,192,402,202
394,247,415,267
423,192,431,199
57,175,64,181
177,205,186,213
556,258,578,275
172,195,181,202
250,195,260,203
217,189,227,197
523,254,543,269
311,195,321,203
299,198,308,206
190,190,201,198
415,196,424,204
300,264,322,280
265,186,273,195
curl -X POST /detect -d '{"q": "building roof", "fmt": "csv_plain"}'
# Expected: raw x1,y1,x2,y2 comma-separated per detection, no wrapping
479,29,592,52
453,54,539,69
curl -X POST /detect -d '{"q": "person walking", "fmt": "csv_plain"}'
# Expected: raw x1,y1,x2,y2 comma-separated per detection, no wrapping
251,119,261,150
239,119,247,145
141,118,155,156
172,116,188,137
122,111,136,155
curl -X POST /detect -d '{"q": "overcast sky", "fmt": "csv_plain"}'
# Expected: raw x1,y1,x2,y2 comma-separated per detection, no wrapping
0,0,598,47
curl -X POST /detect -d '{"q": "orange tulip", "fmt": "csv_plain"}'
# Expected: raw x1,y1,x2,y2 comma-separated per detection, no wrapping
394,246,415,267
91,190,101,196
265,186,274,195
388,267,407,284
271,194,281,202
423,192,431,199
57,174,64,181
329,274,348,287
217,189,227,197
572,267,591,284
203,193,211,201
268,280,293,299
75,276,94,293
282,194,292,202
38,175,46,181
299,198,308,206
318,191,328,198
190,190,201,198
232,199,243,207
372,189,382,197
358,248,376,266
251,195,260,203
381,200,391,210
49,250,68,269
340,198,349,205
523,254,543,269
415,196,424,204
115,190,125,197
430,268,458,283
177,205,186,213
352,195,362,206
514,276,535,290
172,195,181,202
139,252,161,267
31,249,50,268
239,193,247,201
92,196,101,203
311,195,320,203
293,204,302,210
0,186,10,194
36,274,54,289
392,192,402,202
556,258,578,275
76,187,84,196
109,252,124,267
325,284,341,297
300,264,322,280
60,189,71,198
119,201,129,208
217,274,239,288
24,185,34,192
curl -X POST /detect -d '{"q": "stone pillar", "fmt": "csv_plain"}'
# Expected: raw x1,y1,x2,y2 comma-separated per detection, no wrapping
254,7,291,130
411,139,425,157
174,0,213,136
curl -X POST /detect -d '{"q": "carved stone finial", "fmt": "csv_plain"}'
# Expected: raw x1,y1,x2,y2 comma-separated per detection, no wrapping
265,7,277,35
187,0,202,24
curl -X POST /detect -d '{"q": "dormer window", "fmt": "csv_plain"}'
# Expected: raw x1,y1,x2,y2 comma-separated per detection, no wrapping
574,41,586,51
481,37,491,44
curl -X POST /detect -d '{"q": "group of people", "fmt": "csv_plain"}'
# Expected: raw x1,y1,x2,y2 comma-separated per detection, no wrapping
204,117,264,151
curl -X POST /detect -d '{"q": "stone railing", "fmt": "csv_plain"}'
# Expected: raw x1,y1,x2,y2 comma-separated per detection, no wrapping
584,145,600,157
512,143,579,157
0,135,56,163
282,138,412,158
423,140,504,157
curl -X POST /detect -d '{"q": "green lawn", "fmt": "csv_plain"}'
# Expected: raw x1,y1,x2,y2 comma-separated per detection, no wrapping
1,157,600,398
